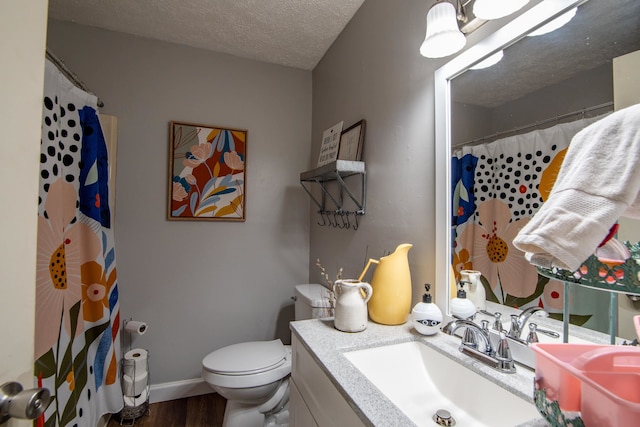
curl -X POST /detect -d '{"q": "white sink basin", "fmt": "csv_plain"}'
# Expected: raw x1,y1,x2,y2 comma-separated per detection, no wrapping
344,341,539,427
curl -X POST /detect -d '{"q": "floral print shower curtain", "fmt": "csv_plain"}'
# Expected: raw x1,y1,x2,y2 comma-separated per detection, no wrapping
451,117,608,328
34,60,122,426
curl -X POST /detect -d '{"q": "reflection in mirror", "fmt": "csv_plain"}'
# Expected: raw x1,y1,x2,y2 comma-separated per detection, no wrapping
435,0,640,340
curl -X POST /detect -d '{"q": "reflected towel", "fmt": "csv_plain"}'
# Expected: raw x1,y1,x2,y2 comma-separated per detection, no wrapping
513,103,640,271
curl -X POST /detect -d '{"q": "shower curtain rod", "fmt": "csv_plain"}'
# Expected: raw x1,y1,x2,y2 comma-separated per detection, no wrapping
45,49,104,108
456,101,614,148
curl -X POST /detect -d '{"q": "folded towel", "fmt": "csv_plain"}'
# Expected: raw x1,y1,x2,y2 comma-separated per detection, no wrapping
513,103,640,271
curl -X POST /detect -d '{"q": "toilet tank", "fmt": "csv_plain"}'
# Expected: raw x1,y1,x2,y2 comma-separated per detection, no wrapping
294,284,333,320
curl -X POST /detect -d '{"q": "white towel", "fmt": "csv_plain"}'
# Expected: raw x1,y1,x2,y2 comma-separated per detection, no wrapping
513,103,640,271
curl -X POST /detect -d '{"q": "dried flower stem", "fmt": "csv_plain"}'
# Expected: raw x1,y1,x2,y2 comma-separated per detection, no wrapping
316,259,343,312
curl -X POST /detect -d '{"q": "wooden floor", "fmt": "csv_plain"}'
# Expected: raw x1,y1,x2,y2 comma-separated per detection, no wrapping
108,393,226,427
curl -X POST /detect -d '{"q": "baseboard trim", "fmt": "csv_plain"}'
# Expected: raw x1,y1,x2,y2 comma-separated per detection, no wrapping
148,378,213,404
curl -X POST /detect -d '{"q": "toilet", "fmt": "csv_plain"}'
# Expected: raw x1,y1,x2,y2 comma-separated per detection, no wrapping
202,283,332,427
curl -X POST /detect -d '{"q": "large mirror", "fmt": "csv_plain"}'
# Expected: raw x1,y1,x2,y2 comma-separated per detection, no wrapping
435,0,640,339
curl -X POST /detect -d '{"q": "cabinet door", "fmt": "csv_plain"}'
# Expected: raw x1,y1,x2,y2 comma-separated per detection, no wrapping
290,379,319,427
291,337,366,427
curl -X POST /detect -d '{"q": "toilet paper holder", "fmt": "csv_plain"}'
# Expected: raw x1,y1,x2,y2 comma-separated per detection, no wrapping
119,318,151,423
0,382,50,425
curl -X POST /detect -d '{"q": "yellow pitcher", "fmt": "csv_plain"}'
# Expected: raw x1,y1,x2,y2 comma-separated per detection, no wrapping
358,243,412,325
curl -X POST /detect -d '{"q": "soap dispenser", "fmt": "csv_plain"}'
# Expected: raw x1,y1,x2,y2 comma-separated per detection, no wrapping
450,280,477,320
411,284,442,335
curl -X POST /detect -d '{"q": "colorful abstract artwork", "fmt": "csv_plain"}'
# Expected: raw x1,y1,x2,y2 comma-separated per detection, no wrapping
169,121,247,221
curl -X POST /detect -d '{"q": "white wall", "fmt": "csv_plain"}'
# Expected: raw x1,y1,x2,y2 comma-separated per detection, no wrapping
0,4,46,424
46,20,312,385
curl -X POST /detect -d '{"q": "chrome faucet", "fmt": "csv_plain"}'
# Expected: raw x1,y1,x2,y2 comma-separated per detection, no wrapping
443,319,493,354
442,319,516,373
508,307,548,339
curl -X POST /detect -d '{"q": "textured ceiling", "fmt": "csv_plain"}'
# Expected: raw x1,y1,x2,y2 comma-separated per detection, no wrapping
452,0,640,108
47,0,366,70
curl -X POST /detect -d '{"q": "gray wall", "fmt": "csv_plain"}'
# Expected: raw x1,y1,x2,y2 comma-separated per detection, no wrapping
307,0,542,309
307,0,500,304
491,64,613,132
452,64,613,146
47,21,312,384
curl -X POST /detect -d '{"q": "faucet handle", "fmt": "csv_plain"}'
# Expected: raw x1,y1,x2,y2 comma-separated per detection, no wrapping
496,331,516,373
527,323,540,344
508,314,520,337
462,327,477,349
496,331,511,357
493,312,504,332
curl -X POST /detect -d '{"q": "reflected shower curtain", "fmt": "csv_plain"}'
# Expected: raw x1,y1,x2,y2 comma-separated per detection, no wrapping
451,117,609,330
34,60,122,426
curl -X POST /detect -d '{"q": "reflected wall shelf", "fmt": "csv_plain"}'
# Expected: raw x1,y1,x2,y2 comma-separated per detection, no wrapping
300,160,366,230
537,241,640,344
537,241,640,294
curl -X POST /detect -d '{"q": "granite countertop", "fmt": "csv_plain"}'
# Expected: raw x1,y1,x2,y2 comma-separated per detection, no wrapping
290,301,615,427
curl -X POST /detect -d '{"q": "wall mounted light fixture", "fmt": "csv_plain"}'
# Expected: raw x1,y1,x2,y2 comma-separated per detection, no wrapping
420,0,531,59
420,1,467,58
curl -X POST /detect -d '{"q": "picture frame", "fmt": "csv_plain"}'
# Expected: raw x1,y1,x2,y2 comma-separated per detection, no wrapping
168,121,247,221
317,121,344,166
338,119,366,161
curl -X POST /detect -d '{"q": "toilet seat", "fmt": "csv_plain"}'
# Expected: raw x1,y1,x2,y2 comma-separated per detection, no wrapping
203,339,287,375
202,340,292,389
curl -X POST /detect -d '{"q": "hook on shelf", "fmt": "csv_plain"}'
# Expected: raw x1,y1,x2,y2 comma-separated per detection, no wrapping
352,212,360,230
317,211,327,226
326,212,335,227
315,210,364,230
334,211,344,229
342,211,351,229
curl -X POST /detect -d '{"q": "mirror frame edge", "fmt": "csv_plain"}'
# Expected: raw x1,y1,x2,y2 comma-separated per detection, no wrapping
434,0,590,314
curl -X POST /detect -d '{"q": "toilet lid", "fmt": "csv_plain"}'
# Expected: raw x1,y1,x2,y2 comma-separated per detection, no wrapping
203,339,287,375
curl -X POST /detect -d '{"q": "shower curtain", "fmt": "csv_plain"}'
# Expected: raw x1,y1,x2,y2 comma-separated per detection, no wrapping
34,60,122,426
451,116,609,330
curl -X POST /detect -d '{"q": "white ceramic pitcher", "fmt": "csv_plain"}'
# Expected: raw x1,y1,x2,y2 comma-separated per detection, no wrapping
332,279,373,332
460,269,486,311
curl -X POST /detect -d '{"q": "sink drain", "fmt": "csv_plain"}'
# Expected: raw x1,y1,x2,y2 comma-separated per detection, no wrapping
433,409,456,426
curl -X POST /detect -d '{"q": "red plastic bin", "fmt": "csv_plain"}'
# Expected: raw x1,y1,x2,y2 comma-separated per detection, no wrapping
530,343,604,411
571,347,640,426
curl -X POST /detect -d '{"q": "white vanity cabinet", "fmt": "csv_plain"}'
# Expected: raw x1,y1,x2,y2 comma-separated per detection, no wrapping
290,335,366,427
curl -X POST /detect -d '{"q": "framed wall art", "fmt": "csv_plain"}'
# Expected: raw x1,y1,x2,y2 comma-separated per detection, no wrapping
168,121,247,221
317,121,343,166
338,119,365,161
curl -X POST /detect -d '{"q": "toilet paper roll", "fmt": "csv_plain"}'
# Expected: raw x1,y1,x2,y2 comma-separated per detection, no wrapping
123,388,149,408
123,348,148,377
124,320,148,335
122,371,148,397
